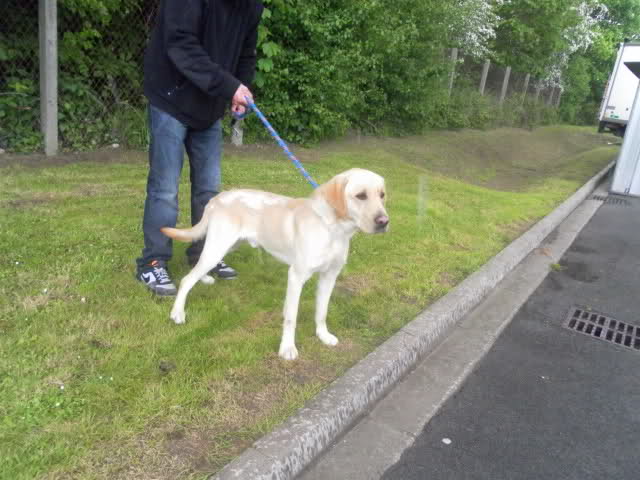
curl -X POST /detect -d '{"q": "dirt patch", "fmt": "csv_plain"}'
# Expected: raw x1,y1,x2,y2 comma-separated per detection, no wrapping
437,271,457,288
245,309,279,331
72,184,115,197
534,247,553,257
0,141,320,169
399,294,419,305
158,360,177,376
88,338,113,350
2,191,65,210
162,428,219,473
74,424,251,480
0,147,146,169
335,273,377,297
18,273,75,312
2,185,125,210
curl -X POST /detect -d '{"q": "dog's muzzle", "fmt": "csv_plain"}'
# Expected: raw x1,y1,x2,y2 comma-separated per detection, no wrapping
374,214,389,232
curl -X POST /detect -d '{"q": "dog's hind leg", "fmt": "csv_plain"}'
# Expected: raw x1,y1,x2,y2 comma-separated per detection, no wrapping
170,216,240,325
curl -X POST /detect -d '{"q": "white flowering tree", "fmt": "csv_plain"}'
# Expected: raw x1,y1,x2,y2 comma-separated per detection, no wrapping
450,0,503,59
541,1,608,90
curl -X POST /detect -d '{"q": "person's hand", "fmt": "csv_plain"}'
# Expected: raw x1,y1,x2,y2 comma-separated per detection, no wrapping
231,103,247,116
232,84,253,115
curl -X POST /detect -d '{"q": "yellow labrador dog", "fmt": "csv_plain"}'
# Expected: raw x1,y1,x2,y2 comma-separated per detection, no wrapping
161,168,389,360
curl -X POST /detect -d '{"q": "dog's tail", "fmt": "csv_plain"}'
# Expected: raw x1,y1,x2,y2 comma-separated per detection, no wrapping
160,210,211,243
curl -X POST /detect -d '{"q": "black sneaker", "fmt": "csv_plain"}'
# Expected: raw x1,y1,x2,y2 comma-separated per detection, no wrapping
137,260,177,296
188,256,238,280
210,261,237,279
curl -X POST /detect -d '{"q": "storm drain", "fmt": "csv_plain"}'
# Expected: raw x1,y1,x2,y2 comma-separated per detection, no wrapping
589,194,630,206
564,306,640,351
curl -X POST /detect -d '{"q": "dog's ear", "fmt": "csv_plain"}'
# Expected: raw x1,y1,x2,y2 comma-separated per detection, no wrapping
317,175,348,219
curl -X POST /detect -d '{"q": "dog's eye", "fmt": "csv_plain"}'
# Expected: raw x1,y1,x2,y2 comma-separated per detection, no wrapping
356,192,367,200
380,192,385,199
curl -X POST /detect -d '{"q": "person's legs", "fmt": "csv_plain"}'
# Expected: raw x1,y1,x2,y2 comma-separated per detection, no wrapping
136,104,188,294
184,120,222,263
184,120,237,279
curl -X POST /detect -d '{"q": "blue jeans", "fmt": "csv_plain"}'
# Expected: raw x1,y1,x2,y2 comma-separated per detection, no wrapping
137,103,222,269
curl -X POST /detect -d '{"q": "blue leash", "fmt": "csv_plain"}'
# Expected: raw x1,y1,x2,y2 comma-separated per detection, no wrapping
233,97,319,189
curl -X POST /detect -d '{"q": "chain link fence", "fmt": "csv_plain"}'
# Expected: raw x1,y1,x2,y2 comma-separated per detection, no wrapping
1,0,158,153
1,4,562,154
57,0,157,150
0,0,41,152
449,51,558,107
445,51,562,129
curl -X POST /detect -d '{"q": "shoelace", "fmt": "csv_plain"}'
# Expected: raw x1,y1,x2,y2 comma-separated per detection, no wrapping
153,266,171,284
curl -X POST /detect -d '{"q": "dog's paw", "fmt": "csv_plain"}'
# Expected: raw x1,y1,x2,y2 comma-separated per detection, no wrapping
278,343,299,361
317,330,339,347
170,309,186,325
200,274,215,285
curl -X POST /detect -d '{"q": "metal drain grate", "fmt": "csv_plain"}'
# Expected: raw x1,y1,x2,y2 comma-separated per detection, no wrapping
590,194,630,206
564,306,640,351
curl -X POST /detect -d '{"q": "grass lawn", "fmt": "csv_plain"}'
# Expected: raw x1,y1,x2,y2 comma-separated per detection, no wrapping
0,126,618,479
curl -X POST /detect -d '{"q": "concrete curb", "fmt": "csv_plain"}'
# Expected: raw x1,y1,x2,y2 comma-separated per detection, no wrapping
212,161,615,480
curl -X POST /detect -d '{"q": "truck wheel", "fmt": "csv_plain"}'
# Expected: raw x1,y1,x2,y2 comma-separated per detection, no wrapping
614,125,627,137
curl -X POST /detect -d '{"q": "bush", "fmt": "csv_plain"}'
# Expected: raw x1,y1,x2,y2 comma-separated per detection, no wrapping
0,0,575,152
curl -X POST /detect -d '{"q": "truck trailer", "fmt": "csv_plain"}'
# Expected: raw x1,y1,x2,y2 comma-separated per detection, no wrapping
598,41,640,137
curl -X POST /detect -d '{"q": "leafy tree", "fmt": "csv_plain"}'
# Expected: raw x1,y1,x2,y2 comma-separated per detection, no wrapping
493,0,580,75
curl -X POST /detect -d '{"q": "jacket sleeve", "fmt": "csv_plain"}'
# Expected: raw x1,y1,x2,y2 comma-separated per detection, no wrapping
235,3,264,88
164,0,239,100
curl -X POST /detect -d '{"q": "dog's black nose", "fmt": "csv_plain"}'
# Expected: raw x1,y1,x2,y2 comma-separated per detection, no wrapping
375,215,389,228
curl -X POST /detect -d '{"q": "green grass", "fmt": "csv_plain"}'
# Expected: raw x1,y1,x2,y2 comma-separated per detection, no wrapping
0,126,617,479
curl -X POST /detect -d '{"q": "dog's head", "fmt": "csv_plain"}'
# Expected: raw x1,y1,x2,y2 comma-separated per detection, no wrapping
315,168,389,234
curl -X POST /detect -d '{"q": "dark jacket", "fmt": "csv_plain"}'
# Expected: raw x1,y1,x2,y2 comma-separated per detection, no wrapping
144,0,263,129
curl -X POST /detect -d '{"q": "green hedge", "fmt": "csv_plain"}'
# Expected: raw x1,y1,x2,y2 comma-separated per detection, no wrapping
0,0,593,152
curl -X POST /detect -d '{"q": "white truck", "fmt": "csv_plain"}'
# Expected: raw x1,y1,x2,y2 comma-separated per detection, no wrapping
598,41,640,137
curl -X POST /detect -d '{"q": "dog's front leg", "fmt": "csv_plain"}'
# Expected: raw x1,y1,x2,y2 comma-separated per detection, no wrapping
279,266,310,360
314,268,341,347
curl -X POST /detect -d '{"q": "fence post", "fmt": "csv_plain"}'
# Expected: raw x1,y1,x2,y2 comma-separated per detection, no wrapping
39,0,58,156
499,66,511,105
547,87,555,106
521,73,530,104
479,59,490,95
448,48,458,97
534,83,542,102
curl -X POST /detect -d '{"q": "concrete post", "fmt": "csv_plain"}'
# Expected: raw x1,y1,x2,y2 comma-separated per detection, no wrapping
39,0,58,156
479,59,490,95
555,89,563,107
448,48,458,97
521,73,530,104
499,66,511,105
231,119,244,146
534,83,542,102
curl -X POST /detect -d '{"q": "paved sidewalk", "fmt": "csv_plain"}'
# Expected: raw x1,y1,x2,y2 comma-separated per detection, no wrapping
301,190,640,479
382,194,640,479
